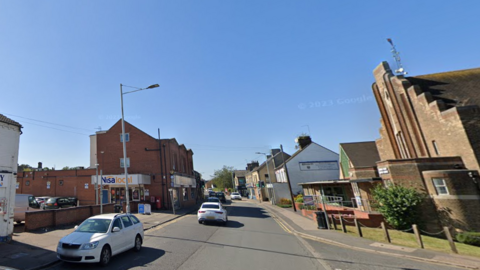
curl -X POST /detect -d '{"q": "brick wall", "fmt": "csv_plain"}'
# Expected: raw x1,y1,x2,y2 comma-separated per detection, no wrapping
24,204,115,232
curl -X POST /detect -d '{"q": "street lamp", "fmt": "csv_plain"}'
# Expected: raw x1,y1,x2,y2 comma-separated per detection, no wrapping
256,152,275,204
120,83,159,213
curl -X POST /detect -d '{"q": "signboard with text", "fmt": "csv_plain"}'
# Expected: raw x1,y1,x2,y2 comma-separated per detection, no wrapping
303,195,314,206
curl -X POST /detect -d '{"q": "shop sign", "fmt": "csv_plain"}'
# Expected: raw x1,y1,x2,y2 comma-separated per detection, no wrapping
378,167,389,175
0,174,7,187
304,195,314,206
102,176,133,184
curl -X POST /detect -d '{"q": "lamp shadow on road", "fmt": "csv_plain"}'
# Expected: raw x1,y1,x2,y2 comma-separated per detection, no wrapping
57,247,165,270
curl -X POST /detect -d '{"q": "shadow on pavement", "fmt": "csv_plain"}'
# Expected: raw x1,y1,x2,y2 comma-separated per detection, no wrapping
54,247,165,270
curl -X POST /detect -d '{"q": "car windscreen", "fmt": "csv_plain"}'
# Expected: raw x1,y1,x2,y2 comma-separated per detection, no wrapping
232,193,239,195
76,219,112,233
201,204,220,209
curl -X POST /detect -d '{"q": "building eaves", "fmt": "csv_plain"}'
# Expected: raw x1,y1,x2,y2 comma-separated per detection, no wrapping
0,114,22,128
340,141,380,168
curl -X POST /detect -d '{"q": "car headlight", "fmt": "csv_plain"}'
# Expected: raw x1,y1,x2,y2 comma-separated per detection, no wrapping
80,241,99,250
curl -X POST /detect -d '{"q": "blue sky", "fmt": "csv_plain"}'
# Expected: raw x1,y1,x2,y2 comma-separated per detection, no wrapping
2,1,480,179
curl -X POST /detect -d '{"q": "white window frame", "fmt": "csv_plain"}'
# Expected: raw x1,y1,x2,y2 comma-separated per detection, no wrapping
120,133,130,142
120,158,130,168
432,178,449,195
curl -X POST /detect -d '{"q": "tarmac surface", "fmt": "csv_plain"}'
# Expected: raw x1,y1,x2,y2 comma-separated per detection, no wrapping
0,197,479,270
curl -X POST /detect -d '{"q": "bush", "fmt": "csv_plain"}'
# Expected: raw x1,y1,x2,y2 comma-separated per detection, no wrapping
280,198,292,205
456,232,480,246
299,205,315,210
296,197,304,203
371,184,424,230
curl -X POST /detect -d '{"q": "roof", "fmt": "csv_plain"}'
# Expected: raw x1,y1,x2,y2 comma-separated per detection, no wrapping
0,114,22,128
406,67,480,109
276,142,336,169
298,179,350,185
340,141,380,168
234,170,248,177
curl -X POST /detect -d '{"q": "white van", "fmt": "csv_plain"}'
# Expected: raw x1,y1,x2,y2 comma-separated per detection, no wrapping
14,194,38,223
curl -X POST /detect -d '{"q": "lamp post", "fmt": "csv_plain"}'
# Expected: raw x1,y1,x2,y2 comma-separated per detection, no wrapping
256,151,275,204
100,151,104,214
120,83,159,213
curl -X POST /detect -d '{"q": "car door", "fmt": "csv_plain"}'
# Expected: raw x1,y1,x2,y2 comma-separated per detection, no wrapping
109,218,124,255
120,215,136,250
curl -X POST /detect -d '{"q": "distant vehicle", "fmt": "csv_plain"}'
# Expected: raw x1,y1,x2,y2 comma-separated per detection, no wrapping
197,202,228,226
36,196,51,209
208,191,216,197
67,197,78,206
57,213,144,266
230,192,241,200
44,197,77,209
215,192,226,203
206,197,221,204
14,194,37,223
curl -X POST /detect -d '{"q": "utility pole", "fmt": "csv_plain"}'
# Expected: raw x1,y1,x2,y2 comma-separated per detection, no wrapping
280,144,296,212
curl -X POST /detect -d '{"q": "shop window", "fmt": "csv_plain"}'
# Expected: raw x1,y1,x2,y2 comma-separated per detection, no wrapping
432,178,449,195
183,188,188,201
191,189,195,200
120,133,130,142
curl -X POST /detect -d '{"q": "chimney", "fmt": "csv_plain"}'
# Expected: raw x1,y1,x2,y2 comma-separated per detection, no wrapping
271,149,281,156
295,135,312,150
38,162,43,169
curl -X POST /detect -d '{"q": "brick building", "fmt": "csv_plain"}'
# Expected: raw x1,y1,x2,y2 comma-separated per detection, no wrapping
372,62,480,232
91,120,196,210
17,120,197,211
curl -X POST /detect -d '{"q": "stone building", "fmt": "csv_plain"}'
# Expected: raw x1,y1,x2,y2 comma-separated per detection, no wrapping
372,62,480,231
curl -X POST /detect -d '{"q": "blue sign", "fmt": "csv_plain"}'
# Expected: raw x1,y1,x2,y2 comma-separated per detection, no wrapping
138,204,145,214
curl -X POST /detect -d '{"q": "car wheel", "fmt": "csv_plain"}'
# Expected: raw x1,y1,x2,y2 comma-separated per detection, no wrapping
134,235,142,252
198,220,202,224
99,246,111,266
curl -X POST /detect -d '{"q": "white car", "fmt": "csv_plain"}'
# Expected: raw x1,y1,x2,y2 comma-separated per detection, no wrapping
197,202,228,225
230,192,242,200
57,213,144,266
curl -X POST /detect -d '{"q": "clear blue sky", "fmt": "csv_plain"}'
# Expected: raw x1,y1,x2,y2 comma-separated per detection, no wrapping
2,1,480,179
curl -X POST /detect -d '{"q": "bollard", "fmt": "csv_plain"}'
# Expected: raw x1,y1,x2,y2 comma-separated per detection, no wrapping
354,218,363,237
381,222,391,243
444,227,458,254
412,224,424,249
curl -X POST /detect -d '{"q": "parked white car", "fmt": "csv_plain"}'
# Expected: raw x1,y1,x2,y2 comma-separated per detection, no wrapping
230,192,242,200
197,202,228,225
57,213,144,266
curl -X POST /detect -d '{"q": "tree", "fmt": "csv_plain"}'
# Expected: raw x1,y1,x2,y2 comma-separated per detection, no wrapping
372,184,425,230
210,166,234,190
18,164,33,172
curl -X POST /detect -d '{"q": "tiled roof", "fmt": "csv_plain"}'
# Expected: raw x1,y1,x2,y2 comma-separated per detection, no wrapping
0,114,22,128
340,141,380,168
406,67,480,109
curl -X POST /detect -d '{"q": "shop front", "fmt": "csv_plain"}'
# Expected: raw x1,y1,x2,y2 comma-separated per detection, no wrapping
91,174,151,206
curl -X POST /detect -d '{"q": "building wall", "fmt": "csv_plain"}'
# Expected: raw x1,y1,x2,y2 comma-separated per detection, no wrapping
422,170,480,231
0,121,21,242
285,144,339,195
95,121,195,210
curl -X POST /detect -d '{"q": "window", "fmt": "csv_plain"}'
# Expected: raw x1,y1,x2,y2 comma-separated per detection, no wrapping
130,215,140,224
433,178,449,195
59,180,64,186
191,189,195,200
112,218,123,230
183,188,188,201
26,180,30,186
120,158,130,168
121,216,133,227
120,133,130,142
432,140,440,156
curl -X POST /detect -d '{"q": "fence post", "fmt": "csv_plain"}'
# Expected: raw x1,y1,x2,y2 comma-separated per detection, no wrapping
354,218,363,237
412,224,424,249
331,215,338,230
340,216,347,233
381,222,391,243
443,227,458,254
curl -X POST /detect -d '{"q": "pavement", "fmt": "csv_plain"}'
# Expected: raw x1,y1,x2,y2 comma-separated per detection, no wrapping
0,204,200,270
1,198,480,270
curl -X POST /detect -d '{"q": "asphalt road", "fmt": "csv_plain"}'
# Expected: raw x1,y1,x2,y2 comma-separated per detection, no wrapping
43,201,464,270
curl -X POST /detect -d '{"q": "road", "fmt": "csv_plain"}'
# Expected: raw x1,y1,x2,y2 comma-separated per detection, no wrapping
43,200,464,270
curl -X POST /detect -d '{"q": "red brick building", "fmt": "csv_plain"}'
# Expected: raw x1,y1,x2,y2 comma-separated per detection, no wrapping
91,120,196,210
372,62,480,232
17,120,197,211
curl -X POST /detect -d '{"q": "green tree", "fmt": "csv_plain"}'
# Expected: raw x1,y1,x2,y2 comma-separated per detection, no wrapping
210,166,234,190
372,184,425,230
18,164,33,171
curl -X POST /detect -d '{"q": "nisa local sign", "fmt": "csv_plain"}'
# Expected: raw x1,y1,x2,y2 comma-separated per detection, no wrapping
102,176,133,184
91,174,151,186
